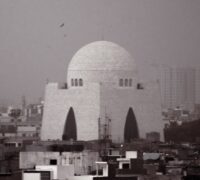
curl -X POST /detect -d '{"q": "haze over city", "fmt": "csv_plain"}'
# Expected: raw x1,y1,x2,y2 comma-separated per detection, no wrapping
0,0,200,105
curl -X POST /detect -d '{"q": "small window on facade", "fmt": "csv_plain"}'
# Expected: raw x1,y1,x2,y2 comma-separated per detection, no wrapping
137,83,144,90
63,83,67,89
50,159,57,165
79,79,83,86
71,79,74,86
75,79,78,86
129,79,132,87
69,157,73,164
119,79,123,86
125,79,128,87
122,163,130,169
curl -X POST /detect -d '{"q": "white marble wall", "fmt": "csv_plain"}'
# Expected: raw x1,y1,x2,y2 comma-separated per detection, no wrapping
41,79,164,142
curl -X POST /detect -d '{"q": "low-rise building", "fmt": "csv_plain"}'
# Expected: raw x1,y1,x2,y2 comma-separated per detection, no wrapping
17,126,38,138
20,150,99,175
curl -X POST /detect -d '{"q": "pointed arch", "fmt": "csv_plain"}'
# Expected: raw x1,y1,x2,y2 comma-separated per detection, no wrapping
125,79,128,86
62,107,77,141
79,79,83,86
119,79,123,86
124,107,139,142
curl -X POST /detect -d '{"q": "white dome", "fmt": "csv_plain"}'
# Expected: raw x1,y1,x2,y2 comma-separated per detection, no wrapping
67,41,137,86
68,41,135,71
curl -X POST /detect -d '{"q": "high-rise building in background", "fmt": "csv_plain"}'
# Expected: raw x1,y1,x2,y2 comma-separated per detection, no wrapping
158,66,200,111
195,69,200,105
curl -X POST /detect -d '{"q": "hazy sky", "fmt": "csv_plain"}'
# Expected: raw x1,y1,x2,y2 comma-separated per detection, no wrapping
0,0,200,105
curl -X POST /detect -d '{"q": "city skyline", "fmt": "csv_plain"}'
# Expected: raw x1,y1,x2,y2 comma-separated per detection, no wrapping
0,0,200,105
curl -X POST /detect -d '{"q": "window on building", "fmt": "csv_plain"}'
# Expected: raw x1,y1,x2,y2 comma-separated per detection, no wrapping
61,83,67,89
71,79,74,86
137,83,144,90
79,79,83,86
75,79,78,86
119,79,123,86
122,163,130,169
88,166,92,174
125,79,128,87
50,159,57,165
129,79,132,87
69,157,73,164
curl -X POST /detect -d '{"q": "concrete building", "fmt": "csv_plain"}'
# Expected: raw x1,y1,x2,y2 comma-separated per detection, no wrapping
195,69,200,105
41,41,164,142
23,165,74,180
17,126,38,138
24,103,43,119
0,124,16,137
158,66,197,111
0,103,42,140
20,150,99,175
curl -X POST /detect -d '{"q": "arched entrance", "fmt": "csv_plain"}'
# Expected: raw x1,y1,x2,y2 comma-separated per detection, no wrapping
124,107,139,142
62,107,77,140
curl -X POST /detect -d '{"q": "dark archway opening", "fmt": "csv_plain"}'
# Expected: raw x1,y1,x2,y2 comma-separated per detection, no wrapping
62,107,77,141
124,107,139,142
